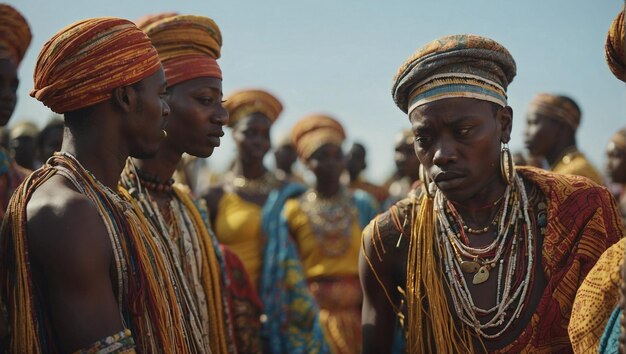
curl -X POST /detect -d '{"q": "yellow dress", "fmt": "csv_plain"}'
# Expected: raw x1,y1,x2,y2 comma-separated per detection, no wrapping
552,150,604,185
284,197,362,354
214,192,264,289
569,238,625,353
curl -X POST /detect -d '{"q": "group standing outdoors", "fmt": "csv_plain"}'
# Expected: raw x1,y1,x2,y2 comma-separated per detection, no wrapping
0,2,626,354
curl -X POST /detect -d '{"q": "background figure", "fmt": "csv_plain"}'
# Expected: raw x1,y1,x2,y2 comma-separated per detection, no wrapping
524,93,603,184
384,128,421,208
346,142,388,205
10,120,38,169
606,127,626,226
0,4,32,218
273,132,303,184
204,89,327,354
37,117,64,164
287,114,377,354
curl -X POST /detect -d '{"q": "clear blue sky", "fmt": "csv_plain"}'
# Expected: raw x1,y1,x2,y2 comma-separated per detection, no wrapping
6,0,626,183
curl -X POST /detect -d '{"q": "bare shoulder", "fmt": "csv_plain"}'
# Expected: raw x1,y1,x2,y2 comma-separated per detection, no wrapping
27,175,112,270
363,195,416,255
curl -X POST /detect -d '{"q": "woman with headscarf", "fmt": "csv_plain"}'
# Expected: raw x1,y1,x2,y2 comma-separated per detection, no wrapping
568,10,626,353
203,90,328,354
0,4,32,218
278,114,377,354
359,34,623,353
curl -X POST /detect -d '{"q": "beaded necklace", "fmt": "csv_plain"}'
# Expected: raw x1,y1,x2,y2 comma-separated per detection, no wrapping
228,170,279,195
299,188,357,257
120,159,232,353
1,152,197,353
435,174,537,339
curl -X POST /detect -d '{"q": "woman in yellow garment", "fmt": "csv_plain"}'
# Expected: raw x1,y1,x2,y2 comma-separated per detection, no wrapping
203,90,328,353
285,114,377,354
204,89,282,289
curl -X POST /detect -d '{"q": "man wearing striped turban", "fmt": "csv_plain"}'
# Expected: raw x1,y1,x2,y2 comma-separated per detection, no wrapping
359,34,623,354
524,93,604,184
121,14,264,353
569,9,626,354
0,17,212,353
0,4,32,219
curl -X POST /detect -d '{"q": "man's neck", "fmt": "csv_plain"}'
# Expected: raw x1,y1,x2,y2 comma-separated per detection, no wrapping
132,144,182,186
60,127,128,190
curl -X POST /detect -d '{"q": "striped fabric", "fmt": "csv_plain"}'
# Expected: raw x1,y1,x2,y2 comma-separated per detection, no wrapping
143,15,222,85
30,18,161,114
0,4,31,67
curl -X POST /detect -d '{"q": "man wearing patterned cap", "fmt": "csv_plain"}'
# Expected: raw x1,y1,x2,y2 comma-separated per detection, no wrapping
0,17,209,353
359,34,623,353
121,14,263,353
568,9,626,354
0,4,32,219
525,93,603,184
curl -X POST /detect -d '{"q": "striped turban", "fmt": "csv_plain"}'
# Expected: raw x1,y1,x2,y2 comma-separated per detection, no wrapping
291,114,346,160
606,10,626,82
135,12,178,30
143,15,222,86
224,89,282,127
30,18,161,114
392,34,516,115
0,4,31,67
527,93,581,131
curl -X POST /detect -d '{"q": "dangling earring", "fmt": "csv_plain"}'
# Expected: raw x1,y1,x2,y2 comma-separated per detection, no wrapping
419,164,435,198
500,143,514,185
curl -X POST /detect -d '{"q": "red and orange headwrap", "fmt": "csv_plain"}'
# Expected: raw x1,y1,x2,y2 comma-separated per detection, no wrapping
527,93,581,131
143,15,222,86
224,89,283,127
606,9,626,82
0,4,31,67
135,12,178,30
291,114,346,160
30,17,161,114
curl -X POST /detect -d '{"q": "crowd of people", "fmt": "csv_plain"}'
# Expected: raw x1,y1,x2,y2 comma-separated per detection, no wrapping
1,3,626,354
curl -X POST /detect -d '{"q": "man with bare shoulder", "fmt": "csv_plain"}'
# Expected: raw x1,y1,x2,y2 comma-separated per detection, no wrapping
0,18,205,353
359,34,624,353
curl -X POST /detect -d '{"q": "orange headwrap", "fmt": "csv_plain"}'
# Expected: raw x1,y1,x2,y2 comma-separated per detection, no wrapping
224,89,282,127
606,10,626,82
527,93,581,131
143,15,222,86
291,114,346,159
135,12,178,30
0,4,31,67
30,17,161,114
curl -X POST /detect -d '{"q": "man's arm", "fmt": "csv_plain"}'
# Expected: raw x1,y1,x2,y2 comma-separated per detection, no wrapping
27,184,125,353
359,218,403,354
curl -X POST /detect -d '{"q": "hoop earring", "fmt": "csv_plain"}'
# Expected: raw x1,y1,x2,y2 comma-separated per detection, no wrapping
419,164,435,198
162,129,168,138
500,143,514,185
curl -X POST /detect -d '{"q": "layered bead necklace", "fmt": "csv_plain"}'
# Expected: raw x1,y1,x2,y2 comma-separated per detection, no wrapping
228,170,280,195
299,188,357,257
435,174,536,339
